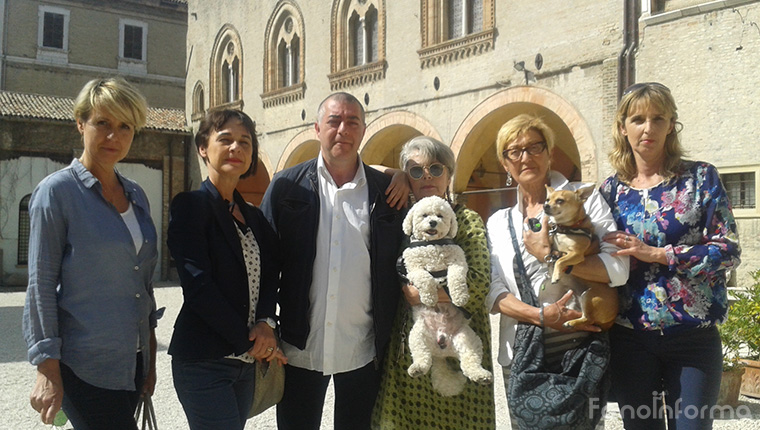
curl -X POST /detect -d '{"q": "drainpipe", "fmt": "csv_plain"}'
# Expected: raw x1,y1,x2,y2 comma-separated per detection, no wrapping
183,133,192,192
617,0,641,100
0,0,7,89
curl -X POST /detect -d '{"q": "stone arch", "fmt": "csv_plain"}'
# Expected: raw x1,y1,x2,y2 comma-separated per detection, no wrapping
235,148,274,206
360,111,442,167
257,150,274,180
450,86,594,193
276,128,319,171
447,86,594,219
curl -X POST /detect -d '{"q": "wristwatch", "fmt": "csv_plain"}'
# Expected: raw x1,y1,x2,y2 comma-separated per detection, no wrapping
257,317,277,329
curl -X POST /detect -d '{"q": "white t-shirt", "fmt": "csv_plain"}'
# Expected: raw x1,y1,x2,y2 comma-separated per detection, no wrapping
120,202,143,255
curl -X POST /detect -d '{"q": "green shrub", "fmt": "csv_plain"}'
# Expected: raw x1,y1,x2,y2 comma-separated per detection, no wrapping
720,270,760,370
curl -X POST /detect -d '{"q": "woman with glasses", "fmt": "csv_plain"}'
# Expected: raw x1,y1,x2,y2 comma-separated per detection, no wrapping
600,83,740,430
372,136,495,429
486,114,629,428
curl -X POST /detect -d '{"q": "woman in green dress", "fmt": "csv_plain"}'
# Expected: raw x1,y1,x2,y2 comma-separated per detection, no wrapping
372,136,495,430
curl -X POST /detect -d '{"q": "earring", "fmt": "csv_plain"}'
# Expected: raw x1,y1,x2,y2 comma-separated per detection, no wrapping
505,171,513,187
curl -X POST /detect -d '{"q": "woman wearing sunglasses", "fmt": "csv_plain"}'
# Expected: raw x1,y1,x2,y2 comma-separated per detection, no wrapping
600,83,740,429
372,136,495,429
486,114,629,428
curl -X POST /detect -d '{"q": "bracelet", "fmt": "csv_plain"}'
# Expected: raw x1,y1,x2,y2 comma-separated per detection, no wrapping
539,306,545,328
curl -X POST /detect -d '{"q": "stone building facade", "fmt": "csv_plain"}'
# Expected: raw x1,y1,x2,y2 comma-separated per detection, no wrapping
0,0,190,286
0,0,187,107
185,0,759,288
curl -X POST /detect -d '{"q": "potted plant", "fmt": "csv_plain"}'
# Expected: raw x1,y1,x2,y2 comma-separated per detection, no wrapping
718,320,745,407
719,270,760,403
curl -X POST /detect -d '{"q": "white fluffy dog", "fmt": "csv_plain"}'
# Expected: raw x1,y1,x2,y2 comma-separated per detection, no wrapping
401,196,493,396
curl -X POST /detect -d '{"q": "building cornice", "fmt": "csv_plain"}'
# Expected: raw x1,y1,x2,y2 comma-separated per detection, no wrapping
417,28,496,69
327,61,386,91
4,55,184,86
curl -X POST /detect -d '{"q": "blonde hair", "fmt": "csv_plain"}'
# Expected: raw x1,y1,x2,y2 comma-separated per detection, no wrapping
495,114,555,163
609,83,683,184
73,77,148,131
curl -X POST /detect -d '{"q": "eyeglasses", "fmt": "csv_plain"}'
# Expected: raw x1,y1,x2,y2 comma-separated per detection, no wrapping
502,141,547,162
407,163,446,180
622,82,671,97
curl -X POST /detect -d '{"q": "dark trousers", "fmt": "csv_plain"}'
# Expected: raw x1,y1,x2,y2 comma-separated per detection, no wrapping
172,357,256,430
60,353,142,430
276,361,381,430
610,325,722,430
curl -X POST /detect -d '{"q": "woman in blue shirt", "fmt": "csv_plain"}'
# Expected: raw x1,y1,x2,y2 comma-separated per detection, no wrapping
601,82,741,429
23,78,159,429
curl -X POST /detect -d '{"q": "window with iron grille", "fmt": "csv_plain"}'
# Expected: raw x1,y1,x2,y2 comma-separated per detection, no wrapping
42,12,64,49
721,172,756,209
18,195,31,266
123,25,144,60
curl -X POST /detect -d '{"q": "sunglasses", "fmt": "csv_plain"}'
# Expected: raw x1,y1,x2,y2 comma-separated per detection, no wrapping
501,141,547,162
407,163,446,180
622,82,671,97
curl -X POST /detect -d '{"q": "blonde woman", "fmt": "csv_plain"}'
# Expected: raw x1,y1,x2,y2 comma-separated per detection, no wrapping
486,114,629,428
601,82,741,429
24,78,159,429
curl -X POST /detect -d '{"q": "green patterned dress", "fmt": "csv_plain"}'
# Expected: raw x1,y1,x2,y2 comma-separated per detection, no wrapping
372,205,495,430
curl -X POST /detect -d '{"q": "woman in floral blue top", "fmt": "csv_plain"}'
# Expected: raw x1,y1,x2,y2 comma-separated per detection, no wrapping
600,82,741,430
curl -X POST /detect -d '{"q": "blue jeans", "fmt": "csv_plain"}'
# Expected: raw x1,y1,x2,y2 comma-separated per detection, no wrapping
60,354,142,430
172,357,256,430
610,325,722,430
276,362,381,430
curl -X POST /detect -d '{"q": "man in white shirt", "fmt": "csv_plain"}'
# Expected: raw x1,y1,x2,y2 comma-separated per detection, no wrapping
261,92,404,429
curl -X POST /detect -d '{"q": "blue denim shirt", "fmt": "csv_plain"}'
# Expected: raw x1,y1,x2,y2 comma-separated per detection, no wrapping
23,159,159,391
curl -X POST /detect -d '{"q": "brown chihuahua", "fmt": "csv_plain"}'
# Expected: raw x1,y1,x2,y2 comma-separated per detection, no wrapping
540,185,618,330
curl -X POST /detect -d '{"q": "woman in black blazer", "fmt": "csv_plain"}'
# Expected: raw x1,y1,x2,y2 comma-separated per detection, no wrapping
168,109,285,429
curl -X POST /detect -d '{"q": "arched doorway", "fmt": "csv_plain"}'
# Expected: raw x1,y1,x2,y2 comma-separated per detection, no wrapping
277,128,320,171
450,86,593,221
237,150,274,206
361,111,441,167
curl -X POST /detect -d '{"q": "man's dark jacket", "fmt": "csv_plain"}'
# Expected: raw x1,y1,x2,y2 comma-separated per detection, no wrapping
260,158,404,363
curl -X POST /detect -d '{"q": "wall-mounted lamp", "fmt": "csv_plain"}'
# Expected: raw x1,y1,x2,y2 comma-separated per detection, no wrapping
513,53,543,85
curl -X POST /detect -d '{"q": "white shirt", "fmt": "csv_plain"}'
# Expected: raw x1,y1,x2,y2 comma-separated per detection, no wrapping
120,202,143,255
485,171,630,367
281,154,374,374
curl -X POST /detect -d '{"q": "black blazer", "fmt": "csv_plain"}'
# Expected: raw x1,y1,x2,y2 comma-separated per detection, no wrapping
167,179,279,359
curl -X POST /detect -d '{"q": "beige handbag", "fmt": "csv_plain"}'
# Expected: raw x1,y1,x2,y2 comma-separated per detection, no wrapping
248,359,285,417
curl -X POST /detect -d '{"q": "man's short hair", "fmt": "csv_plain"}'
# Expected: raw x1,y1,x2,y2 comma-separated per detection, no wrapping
317,92,365,124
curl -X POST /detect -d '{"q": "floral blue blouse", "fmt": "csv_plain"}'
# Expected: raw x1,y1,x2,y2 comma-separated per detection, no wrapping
600,161,741,331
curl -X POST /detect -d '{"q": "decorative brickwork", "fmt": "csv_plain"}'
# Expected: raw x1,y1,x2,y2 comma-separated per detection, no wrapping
261,1,306,107
329,0,386,89
209,24,243,108
419,0,495,68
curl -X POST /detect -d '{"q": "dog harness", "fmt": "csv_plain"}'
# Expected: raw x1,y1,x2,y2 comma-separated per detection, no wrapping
397,238,472,319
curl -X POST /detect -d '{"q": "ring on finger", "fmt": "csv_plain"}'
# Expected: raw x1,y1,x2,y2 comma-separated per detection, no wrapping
266,347,274,352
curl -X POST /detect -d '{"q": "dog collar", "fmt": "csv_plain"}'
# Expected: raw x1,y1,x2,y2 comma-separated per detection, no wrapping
407,238,457,248
549,224,594,240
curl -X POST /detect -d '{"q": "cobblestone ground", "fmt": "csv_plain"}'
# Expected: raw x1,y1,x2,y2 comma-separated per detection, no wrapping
3,285,759,429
